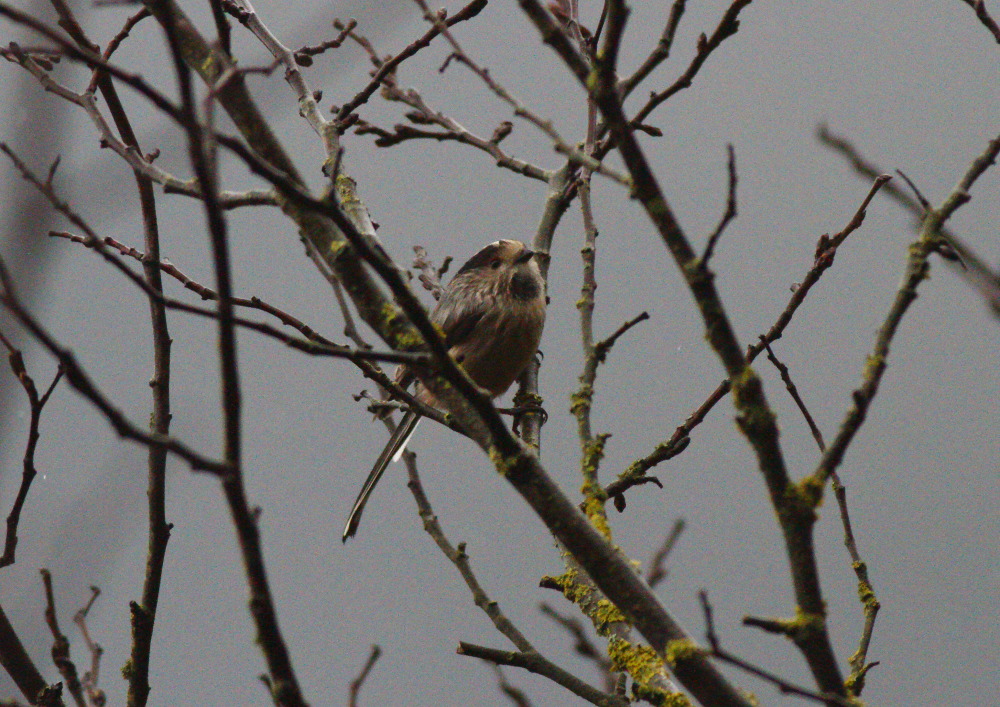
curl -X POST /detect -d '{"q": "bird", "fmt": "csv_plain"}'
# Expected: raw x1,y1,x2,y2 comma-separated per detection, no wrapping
342,239,547,541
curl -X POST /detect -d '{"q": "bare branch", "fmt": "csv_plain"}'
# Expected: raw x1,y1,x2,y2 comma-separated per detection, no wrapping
700,144,738,266
334,0,487,123
0,602,59,705
73,587,106,707
347,646,381,707
412,0,630,186
609,174,892,500
699,592,854,707
618,0,687,97
762,341,825,451
629,1,753,130
0,330,62,568
819,124,1000,317
958,0,1000,43
490,664,534,707
40,570,85,707
646,519,685,589
539,603,614,689
292,18,356,65
456,643,627,707
812,133,1000,488
406,459,623,707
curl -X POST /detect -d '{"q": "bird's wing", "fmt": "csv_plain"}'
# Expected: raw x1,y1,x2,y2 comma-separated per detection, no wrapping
433,286,489,351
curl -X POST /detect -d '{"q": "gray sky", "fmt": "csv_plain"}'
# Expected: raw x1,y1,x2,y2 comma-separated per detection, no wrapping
1,1,997,706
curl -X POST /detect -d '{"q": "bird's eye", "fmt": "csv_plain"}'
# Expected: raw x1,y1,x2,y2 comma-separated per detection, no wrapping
490,259,502,269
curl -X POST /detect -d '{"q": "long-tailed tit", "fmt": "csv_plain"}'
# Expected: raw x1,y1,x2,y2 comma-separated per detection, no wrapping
342,239,547,541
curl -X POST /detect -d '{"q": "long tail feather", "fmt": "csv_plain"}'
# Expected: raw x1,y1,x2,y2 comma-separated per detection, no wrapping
342,411,422,542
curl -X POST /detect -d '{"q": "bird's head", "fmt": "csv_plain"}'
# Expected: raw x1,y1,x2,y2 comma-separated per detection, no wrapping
454,239,543,302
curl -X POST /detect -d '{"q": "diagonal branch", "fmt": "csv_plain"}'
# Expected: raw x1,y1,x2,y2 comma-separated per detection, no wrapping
406,457,625,707
811,133,1000,488
959,0,1000,42
522,0,847,697
608,174,891,500
818,124,1000,318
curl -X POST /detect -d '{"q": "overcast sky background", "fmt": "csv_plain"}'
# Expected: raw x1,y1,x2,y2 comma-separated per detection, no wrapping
0,1,997,706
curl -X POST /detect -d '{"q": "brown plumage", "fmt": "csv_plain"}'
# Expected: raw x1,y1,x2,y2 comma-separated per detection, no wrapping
343,240,546,541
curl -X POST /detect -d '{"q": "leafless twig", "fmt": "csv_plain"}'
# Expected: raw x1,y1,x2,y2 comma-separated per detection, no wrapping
334,0,488,125
608,174,892,501
762,342,825,451
959,0,1000,43
411,0,631,186
618,0,687,97
347,645,381,707
818,124,1000,317
40,570,85,707
539,603,614,690
760,341,882,694
491,663,535,707
0,330,62,568
293,18,356,65
812,133,1000,488
73,587,106,707
405,458,624,707
700,144,738,266
699,592,854,707
645,519,685,588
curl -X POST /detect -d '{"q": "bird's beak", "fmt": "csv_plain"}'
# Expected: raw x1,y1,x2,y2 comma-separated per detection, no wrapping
515,248,535,264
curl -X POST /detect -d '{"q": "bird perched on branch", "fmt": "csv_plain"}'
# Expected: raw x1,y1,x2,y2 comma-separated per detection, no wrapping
343,239,547,541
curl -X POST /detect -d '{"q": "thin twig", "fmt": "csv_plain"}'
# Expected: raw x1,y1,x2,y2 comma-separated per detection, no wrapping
762,341,825,451
347,646,381,707
0,41,275,208
353,115,550,182
456,642,626,707
835,472,881,695
959,0,1000,43
0,257,229,474
628,1,752,131
411,0,630,186
293,18,356,65
0,330,62,568
491,664,534,707
608,174,892,501
618,0,687,97
759,341,882,692
698,592,854,707
40,570,85,707
592,311,650,365
47,232,433,368
811,133,1000,488
405,458,625,707
645,519,685,588
818,124,1000,317
73,587,106,707
333,0,487,124
573,141,610,534
700,144,738,265
539,603,614,690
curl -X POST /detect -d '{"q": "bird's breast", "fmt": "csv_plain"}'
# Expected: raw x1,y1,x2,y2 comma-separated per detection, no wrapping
454,303,545,397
